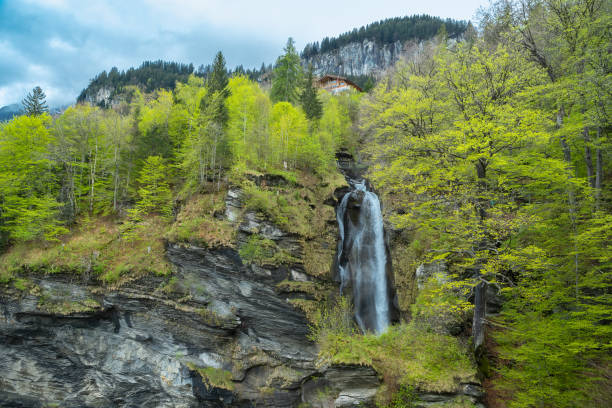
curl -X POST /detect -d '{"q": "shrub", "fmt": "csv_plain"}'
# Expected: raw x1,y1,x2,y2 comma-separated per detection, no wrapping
307,296,357,342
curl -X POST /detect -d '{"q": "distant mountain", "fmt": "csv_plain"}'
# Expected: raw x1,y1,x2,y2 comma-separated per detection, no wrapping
77,60,196,107
78,59,272,107
0,104,22,121
302,15,469,80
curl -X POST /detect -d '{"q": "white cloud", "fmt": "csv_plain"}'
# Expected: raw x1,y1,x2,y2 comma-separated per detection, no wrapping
48,37,76,52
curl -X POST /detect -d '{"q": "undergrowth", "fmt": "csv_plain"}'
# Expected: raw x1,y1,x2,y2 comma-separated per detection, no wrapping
239,234,298,266
165,192,234,247
0,216,171,286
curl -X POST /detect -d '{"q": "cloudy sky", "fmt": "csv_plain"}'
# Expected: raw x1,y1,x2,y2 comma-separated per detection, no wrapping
0,0,489,107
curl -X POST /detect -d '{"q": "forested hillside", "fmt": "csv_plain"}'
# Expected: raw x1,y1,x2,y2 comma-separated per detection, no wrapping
0,1,610,407
301,14,469,58
77,60,273,107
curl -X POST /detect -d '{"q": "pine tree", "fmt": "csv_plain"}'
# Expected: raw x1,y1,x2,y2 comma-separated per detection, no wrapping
22,86,48,116
271,38,303,104
207,52,229,95
205,51,230,127
300,65,322,121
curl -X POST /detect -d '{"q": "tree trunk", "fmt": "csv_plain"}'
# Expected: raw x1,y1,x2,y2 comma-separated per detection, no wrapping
595,128,603,208
557,106,579,298
90,136,98,214
474,157,488,220
113,137,120,212
473,281,487,352
583,127,595,188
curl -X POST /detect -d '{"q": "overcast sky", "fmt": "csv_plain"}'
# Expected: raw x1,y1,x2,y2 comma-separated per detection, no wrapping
0,0,490,107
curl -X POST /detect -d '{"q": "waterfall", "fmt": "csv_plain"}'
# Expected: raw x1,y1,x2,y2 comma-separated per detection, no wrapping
336,181,391,334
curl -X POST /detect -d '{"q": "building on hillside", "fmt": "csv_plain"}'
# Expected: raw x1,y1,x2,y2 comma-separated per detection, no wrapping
316,75,362,94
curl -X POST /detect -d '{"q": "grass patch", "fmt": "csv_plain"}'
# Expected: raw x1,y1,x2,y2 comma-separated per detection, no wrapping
196,307,227,327
288,298,321,322
276,279,333,301
186,363,234,390
318,322,477,395
166,192,234,247
241,180,314,237
38,295,102,315
0,216,172,286
236,168,346,241
13,277,31,291
302,239,335,278
239,234,299,266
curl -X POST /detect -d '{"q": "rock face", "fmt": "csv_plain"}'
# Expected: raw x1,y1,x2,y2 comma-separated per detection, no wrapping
304,39,403,78
303,39,431,79
0,178,485,407
79,86,114,107
0,185,381,407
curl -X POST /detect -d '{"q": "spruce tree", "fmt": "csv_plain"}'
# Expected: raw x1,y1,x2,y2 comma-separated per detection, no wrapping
205,51,230,127
300,65,322,121
22,86,48,116
271,38,303,104
207,51,229,95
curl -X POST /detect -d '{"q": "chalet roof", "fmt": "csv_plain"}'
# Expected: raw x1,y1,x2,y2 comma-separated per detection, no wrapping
316,75,363,92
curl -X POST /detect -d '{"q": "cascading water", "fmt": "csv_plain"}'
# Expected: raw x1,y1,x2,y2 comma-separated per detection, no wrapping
336,181,391,334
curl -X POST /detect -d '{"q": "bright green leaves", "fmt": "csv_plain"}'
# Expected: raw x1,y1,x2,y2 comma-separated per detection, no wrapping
226,75,271,168
362,20,611,407
134,156,172,217
0,114,67,242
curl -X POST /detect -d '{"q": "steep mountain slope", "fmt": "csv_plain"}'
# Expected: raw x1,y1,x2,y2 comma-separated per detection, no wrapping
0,104,22,121
301,15,468,78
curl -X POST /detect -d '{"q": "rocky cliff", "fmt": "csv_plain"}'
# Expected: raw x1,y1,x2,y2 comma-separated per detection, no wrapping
303,40,431,79
1,169,483,407
0,174,383,408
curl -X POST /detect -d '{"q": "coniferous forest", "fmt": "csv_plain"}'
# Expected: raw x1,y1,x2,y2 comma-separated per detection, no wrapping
301,14,469,58
0,1,610,407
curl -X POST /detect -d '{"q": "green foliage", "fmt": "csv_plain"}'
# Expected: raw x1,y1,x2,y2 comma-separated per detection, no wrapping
133,155,172,217
362,3,612,406
238,234,298,266
226,75,272,169
186,363,234,390
301,15,468,57
378,385,417,408
207,51,229,95
276,280,332,302
411,274,472,335
165,192,234,247
307,296,357,342
241,181,312,236
0,217,171,286
318,322,477,395
0,114,68,243
271,38,303,104
300,65,323,121
77,60,195,104
22,86,48,116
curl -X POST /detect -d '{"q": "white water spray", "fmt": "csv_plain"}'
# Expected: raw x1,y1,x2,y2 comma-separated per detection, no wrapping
336,181,390,334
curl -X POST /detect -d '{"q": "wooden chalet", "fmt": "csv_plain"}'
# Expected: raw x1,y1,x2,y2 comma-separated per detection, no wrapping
316,75,363,94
